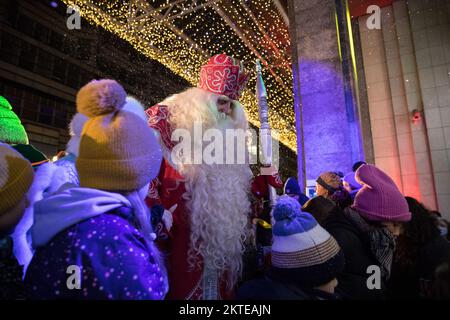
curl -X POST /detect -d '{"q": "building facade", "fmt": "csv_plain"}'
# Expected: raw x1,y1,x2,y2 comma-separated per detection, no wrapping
0,0,189,157
288,0,450,218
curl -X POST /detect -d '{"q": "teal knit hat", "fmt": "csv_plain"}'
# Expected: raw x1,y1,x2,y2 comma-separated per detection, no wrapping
0,96,29,145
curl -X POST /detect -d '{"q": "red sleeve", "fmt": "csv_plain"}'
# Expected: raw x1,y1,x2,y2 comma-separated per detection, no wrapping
146,104,174,150
145,160,165,207
267,171,283,189
145,158,171,247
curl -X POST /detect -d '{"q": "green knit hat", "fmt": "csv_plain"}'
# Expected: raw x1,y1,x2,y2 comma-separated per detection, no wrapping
0,96,29,145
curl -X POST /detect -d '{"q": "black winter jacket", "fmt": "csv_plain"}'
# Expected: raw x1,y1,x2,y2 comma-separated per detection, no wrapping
388,236,450,299
236,276,340,300
322,210,386,300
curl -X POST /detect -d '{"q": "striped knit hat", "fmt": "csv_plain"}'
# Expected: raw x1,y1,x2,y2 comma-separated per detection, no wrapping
270,195,345,288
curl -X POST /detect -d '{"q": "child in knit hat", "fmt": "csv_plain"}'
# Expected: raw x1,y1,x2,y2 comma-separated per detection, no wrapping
24,79,167,300
237,195,345,300
0,143,35,299
39,95,150,196
323,164,411,300
283,176,309,206
316,171,351,209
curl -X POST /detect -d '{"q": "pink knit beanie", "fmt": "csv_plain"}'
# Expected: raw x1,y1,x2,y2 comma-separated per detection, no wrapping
352,164,411,222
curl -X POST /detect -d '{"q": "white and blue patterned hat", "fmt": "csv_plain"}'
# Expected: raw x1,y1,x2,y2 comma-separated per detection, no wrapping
270,195,345,287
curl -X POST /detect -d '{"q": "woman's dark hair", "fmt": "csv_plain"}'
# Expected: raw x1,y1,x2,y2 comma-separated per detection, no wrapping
329,188,352,209
302,196,337,224
395,197,440,268
404,197,440,243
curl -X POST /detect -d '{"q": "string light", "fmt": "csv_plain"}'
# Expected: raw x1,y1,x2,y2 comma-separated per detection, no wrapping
61,0,297,152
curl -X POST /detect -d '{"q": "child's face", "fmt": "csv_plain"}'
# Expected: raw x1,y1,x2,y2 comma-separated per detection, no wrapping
315,183,327,197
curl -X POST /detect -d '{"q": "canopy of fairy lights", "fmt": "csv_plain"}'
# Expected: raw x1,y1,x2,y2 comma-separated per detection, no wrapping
61,0,296,152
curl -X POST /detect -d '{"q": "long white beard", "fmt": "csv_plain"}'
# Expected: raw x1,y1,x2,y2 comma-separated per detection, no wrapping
162,88,253,288
179,115,253,289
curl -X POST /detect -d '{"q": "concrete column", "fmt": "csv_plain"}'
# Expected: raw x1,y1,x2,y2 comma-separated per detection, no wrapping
352,18,375,165
288,0,364,185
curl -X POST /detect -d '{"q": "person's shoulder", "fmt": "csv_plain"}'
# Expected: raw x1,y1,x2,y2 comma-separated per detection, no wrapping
421,236,450,261
237,278,309,300
236,278,279,300
323,209,364,249
322,207,352,230
76,209,145,245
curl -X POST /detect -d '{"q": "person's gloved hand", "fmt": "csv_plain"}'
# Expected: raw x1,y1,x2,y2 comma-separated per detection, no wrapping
162,204,177,232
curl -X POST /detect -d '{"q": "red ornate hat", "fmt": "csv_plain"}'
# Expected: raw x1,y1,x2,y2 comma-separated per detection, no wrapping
198,53,249,101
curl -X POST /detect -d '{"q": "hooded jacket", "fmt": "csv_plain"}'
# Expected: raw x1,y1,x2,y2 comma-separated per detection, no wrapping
24,187,168,300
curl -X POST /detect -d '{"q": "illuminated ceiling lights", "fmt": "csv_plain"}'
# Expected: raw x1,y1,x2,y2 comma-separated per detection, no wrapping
61,0,296,152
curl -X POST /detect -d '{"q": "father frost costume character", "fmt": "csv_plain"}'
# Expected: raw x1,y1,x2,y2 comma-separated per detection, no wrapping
145,54,255,299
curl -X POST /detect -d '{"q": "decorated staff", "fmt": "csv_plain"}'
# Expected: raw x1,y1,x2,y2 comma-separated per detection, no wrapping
255,59,278,205
250,60,284,274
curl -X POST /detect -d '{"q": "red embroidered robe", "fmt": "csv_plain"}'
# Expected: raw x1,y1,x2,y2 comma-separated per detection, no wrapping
145,104,283,299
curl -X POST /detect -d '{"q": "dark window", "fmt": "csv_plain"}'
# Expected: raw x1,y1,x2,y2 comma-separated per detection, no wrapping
35,49,53,78
18,42,37,71
34,23,50,43
49,31,64,50
66,64,80,89
21,91,39,122
78,38,91,61
3,84,23,117
38,98,53,125
62,37,77,56
1,80,75,129
17,14,34,37
0,33,21,65
54,101,71,129
52,56,67,82
79,70,94,87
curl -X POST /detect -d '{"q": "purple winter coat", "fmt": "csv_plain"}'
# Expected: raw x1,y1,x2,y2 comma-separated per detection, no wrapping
24,187,168,300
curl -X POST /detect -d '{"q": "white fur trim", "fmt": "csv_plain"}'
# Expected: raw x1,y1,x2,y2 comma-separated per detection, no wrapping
123,96,148,123
11,161,59,272
69,113,88,137
66,136,81,156
27,162,58,203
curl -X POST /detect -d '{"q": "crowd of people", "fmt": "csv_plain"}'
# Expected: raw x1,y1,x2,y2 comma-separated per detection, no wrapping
1,53,449,300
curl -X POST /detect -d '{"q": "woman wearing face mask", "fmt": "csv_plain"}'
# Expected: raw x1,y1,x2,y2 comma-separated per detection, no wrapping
322,164,411,300
431,211,449,240
388,197,450,299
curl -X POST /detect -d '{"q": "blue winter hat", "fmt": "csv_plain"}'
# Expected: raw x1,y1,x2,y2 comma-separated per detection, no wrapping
284,177,301,195
270,195,345,288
